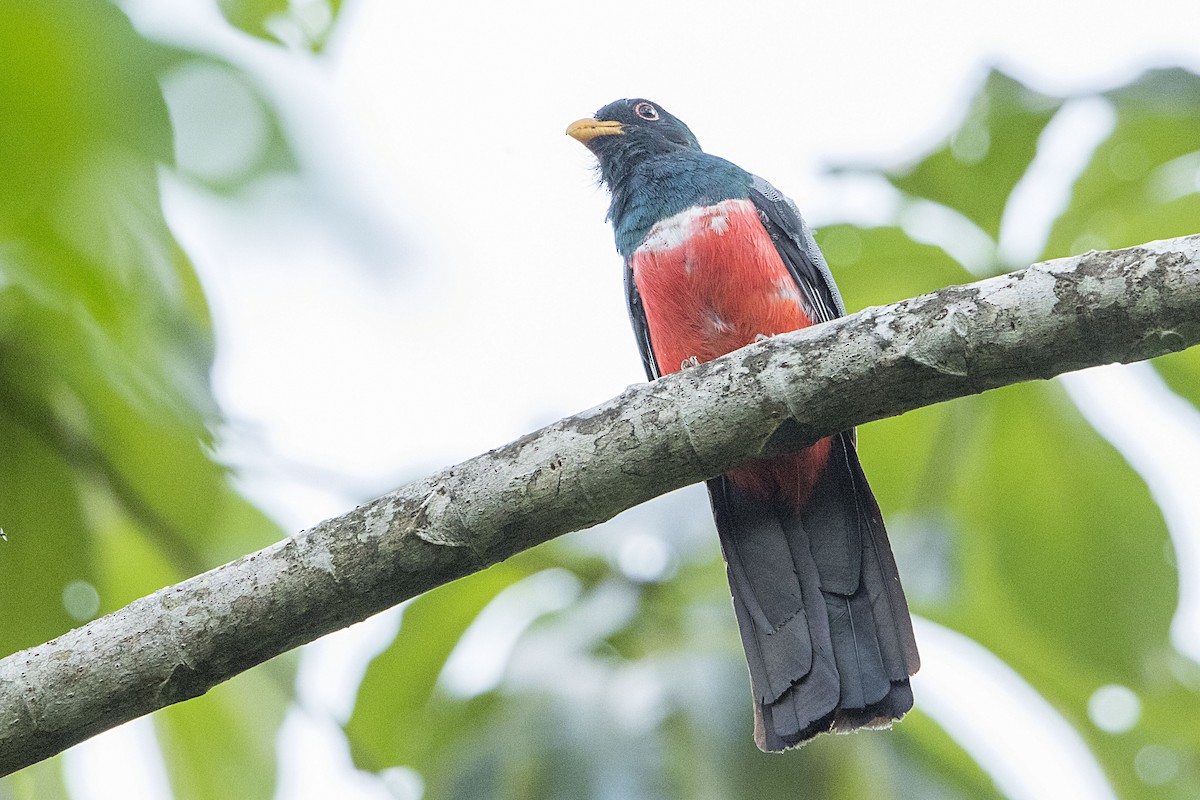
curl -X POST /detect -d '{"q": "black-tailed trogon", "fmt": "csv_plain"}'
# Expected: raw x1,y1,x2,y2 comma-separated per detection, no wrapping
568,99,920,751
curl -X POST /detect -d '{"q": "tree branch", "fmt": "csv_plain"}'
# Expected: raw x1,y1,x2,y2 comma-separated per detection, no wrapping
3,235,1199,775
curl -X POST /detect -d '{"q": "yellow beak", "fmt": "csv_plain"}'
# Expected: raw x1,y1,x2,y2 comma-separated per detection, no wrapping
566,118,624,144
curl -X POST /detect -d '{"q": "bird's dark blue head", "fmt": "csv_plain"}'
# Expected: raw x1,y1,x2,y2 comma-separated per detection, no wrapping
566,99,702,191
568,99,752,256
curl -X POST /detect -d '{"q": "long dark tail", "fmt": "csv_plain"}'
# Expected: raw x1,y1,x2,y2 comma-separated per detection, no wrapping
709,431,920,751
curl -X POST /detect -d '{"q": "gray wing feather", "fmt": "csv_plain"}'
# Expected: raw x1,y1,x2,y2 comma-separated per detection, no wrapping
625,259,661,381
749,174,845,322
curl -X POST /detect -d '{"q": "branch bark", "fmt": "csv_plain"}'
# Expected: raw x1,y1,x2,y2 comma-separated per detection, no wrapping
3,235,1200,774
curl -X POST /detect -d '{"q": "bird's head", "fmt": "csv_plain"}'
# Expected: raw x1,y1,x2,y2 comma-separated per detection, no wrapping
566,99,701,185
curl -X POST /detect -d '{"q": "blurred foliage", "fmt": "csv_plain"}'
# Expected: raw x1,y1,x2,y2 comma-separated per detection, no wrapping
0,0,316,797
0,758,69,800
217,0,343,51
345,67,1200,799
153,664,295,800
2,0,1199,796
886,71,1063,244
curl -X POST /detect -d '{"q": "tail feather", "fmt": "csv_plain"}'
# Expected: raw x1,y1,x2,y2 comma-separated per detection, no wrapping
715,479,817,703
824,592,890,709
710,432,919,752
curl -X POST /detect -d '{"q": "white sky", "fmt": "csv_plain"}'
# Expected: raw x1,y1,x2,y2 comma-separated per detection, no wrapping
71,0,1200,797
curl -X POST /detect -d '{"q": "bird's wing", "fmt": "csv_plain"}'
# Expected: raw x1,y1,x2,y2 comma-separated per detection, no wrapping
747,174,845,325
625,259,661,381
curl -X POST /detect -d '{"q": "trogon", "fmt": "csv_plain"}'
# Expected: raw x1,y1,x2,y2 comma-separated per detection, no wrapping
567,99,920,751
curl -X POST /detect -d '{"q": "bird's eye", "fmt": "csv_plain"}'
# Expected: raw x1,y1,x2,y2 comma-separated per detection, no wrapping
634,102,660,121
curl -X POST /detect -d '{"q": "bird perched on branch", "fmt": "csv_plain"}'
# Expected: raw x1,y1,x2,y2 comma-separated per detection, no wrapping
567,99,920,751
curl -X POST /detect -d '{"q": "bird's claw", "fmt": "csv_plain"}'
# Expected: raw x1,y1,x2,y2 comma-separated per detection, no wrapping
680,356,700,369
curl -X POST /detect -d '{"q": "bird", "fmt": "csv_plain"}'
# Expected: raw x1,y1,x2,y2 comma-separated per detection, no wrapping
567,99,920,751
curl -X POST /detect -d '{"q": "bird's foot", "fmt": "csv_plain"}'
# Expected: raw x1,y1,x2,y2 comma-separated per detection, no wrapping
754,333,772,343
680,356,700,370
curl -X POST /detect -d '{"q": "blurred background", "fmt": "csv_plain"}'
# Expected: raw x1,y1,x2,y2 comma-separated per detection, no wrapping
2,0,1200,797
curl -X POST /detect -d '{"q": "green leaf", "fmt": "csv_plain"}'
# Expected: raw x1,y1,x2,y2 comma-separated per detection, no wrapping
886,70,1062,243
0,0,287,660
871,378,1198,799
216,0,291,43
1036,68,1200,412
1045,68,1200,259
0,0,344,794
154,659,297,800
345,559,542,772
0,754,70,800
0,1,173,225
0,406,94,654
816,224,976,310
942,383,1173,674
216,0,344,52
1154,347,1200,411
894,712,1003,800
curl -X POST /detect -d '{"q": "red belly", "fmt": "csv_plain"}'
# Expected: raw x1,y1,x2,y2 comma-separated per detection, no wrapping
631,198,831,507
